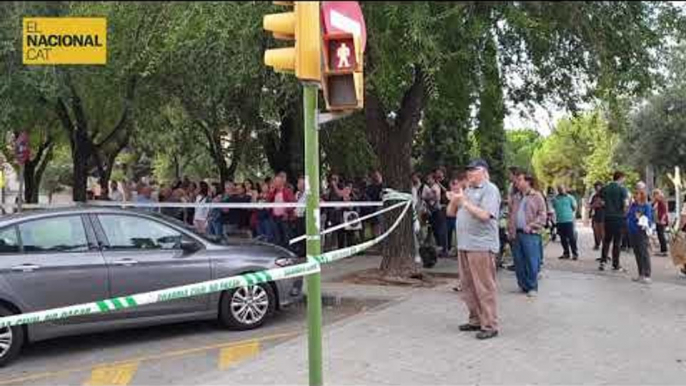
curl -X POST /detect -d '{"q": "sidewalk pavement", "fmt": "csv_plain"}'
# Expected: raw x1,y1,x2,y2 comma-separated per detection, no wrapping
201,226,686,385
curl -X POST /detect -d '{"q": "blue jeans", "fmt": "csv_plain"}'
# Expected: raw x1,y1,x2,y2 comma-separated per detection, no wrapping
430,209,448,254
257,216,277,244
208,216,224,236
512,232,542,293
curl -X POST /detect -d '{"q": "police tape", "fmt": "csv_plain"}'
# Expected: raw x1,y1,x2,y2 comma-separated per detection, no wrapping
0,189,415,329
314,199,412,265
288,200,408,245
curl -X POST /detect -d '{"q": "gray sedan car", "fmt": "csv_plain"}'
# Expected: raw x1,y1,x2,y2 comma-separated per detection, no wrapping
0,207,305,366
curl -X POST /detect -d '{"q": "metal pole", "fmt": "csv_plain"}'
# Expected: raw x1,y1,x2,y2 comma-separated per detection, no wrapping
303,83,323,386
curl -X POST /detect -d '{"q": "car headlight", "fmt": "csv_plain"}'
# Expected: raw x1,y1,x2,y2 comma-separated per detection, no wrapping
275,257,300,267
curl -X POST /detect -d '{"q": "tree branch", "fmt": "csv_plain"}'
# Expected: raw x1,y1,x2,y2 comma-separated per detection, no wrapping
64,72,88,132
396,65,428,137
55,97,75,138
95,75,138,148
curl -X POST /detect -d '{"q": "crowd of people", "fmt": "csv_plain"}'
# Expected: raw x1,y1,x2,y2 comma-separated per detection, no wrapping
100,170,387,256
83,159,686,343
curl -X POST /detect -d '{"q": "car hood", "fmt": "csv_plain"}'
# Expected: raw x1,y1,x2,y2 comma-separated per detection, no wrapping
211,237,296,258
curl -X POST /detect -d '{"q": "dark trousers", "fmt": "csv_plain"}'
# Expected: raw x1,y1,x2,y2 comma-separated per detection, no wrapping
656,224,668,253
630,231,651,277
592,220,604,248
446,216,456,251
430,209,448,254
293,217,306,257
601,218,624,268
622,225,631,249
337,230,356,249
557,222,578,257
273,218,293,249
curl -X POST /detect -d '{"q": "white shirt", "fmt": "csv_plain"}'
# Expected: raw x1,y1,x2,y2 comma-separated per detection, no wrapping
295,191,306,218
193,195,210,222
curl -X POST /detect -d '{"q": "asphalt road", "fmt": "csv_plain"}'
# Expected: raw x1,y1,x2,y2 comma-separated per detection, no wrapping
0,298,384,386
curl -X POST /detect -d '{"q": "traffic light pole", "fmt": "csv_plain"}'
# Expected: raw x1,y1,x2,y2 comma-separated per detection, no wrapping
303,82,323,386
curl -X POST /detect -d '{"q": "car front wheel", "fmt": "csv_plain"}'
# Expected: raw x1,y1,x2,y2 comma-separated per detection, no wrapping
0,305,24,367
219,283,275,330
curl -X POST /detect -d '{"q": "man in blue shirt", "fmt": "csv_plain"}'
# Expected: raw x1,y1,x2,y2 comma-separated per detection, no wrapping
553,185,578,260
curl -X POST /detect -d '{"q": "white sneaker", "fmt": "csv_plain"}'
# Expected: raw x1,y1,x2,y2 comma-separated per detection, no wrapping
640,277,652,284
526,291,538,298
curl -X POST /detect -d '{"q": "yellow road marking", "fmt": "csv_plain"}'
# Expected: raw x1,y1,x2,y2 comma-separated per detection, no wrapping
218,341,260,370
0,331,299,386
84,362,139,386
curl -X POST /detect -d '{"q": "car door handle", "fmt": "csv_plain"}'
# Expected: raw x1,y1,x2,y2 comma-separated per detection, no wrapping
112,259,138,266
11,264,41,272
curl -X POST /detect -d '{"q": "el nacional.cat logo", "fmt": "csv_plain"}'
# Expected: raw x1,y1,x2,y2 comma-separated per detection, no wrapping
23,18,107,65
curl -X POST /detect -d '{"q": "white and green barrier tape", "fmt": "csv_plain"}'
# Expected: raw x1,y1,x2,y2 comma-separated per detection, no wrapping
0,262,321,329
0,189,415,329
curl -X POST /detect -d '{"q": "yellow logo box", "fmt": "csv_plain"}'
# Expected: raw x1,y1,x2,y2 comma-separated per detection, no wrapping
23,18,107,65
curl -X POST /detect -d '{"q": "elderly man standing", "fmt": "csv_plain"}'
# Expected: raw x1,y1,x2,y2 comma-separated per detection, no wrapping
508,171,547,297
447,159,501,340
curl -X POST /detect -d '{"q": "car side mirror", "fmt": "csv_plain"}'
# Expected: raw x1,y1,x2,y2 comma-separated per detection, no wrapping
180,239,200,254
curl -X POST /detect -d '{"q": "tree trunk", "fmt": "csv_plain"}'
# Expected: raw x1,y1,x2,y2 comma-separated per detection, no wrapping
262,99,302,185
19,134,55,204
216,152,230,186
376,127,417,277
365,67,427,278
23,162,39,204
98,166,113,200
72,131,91,202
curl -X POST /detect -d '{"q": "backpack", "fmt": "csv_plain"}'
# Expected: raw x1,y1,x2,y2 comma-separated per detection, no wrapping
418,220,437,268
670,230,686,267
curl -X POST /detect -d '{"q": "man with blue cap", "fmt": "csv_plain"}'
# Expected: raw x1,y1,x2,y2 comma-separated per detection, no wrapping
447,159,501,340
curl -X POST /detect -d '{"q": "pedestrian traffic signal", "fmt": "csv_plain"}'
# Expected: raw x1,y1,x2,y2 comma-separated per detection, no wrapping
321,32,363,110
263,1,321,81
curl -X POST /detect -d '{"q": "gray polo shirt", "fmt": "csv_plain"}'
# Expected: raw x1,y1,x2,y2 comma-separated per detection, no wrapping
456,181,501,254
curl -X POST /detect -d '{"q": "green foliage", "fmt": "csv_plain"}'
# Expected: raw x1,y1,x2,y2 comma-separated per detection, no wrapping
621,89,686,175
41,144,72,195
2,1,684,199
496,2,682,110
321,113,377,179
505,129,543,173
532,111,639,193
475,28,507,189
618,41,686,179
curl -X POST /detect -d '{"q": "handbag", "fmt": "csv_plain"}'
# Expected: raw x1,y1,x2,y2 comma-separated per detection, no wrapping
670,230,686,267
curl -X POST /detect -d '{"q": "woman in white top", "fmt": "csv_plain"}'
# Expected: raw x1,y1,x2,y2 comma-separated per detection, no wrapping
193,181,211,233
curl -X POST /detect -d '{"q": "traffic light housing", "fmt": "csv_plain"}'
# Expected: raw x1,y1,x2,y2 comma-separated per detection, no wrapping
263,1,321,81
321,32,363,111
